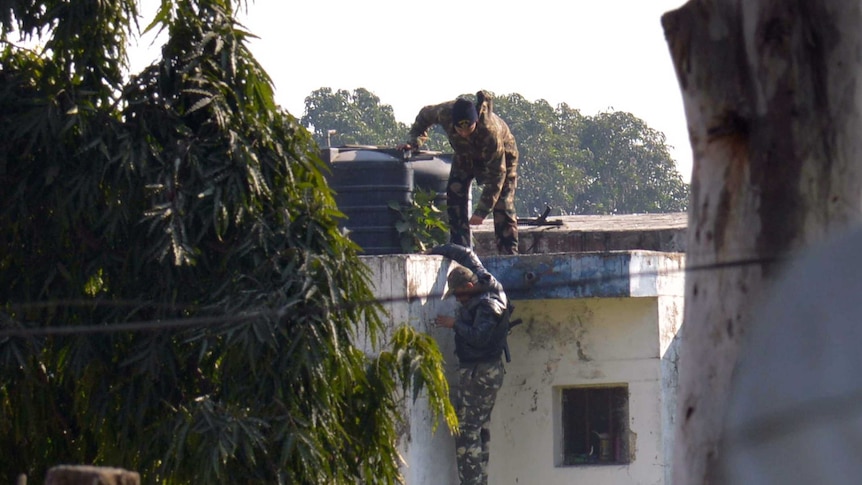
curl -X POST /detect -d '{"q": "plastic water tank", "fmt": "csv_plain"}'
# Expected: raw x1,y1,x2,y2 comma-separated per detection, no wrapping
322,146,452,254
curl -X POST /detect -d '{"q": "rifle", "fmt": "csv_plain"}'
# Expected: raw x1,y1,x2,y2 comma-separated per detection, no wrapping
519,205,563,226
500,303,523,363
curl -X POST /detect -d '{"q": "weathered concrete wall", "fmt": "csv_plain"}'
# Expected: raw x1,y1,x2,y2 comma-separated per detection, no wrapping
660,298,682,485
482,251,685,301
359,254,460,484
493,298,667,485
360,250,685,485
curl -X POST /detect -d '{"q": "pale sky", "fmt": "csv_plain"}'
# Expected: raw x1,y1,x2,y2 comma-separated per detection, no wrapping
133,0,692,181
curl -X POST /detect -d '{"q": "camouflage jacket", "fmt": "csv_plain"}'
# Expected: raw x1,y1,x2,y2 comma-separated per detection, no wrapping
406,91,519,218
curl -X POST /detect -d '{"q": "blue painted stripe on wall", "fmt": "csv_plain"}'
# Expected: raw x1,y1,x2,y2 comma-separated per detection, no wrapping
483,253,633,300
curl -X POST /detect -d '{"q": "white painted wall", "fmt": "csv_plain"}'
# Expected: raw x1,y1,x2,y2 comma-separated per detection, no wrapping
360,254,461,484
491,298,669,485
360,253,684,485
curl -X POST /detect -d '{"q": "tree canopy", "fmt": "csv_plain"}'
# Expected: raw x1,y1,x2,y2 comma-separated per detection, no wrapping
574,110,688,214
301,87,404,147
301,89,689,216
0,1,454,483
301,87,448,150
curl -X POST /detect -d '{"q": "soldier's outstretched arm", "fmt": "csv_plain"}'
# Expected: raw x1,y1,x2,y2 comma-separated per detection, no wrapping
427,243,489,281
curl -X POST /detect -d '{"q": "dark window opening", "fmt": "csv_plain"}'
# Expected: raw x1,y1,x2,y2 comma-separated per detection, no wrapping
561,385,630,466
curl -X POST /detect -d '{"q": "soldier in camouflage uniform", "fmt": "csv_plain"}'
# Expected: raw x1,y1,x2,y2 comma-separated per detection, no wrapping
428,243,510,485
401,91,520,254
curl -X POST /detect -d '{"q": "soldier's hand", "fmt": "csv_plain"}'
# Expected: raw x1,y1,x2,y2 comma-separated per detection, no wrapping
469,214,485,225
434,315,455,329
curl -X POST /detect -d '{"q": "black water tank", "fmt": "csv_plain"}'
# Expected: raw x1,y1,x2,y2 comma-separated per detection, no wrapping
322,146,451,254
408,152,451,207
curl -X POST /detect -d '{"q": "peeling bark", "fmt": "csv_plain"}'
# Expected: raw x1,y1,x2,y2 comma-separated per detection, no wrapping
662,0,862,483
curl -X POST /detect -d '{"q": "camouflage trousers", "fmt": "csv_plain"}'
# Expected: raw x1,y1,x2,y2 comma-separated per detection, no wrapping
447,171,519,255
454,360,505,485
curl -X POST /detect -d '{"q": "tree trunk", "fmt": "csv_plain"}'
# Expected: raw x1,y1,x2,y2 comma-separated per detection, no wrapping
662,1,862,483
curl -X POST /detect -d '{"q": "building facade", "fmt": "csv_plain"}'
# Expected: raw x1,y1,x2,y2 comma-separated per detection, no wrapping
360,239,685,485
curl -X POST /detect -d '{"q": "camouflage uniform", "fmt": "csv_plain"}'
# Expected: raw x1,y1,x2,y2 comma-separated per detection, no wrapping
406,91,519,254
428,244,510,485
455,360,505,485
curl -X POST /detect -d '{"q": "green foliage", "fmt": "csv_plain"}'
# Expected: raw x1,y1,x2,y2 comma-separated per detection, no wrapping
301,87,449,151
349,326,458,480
492,94,689,216
574,110,688,214
0,1,455,483
493,93,590,216
389,188,449,253
301,87,406,147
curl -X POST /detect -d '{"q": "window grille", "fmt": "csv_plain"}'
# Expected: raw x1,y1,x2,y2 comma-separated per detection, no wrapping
560,385,630,466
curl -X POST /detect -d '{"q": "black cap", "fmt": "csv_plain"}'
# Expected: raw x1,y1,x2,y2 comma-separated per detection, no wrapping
452,98,478,129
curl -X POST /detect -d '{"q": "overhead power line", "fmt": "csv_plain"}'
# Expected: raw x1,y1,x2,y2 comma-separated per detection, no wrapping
0,254,783,339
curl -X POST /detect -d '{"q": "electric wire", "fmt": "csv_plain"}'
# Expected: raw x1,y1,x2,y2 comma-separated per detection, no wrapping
0,254,784,339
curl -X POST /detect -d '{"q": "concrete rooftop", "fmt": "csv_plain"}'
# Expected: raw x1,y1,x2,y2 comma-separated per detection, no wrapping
472,212,688,256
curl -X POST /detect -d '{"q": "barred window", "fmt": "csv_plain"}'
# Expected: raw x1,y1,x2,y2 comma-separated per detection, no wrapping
559,385,630,466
